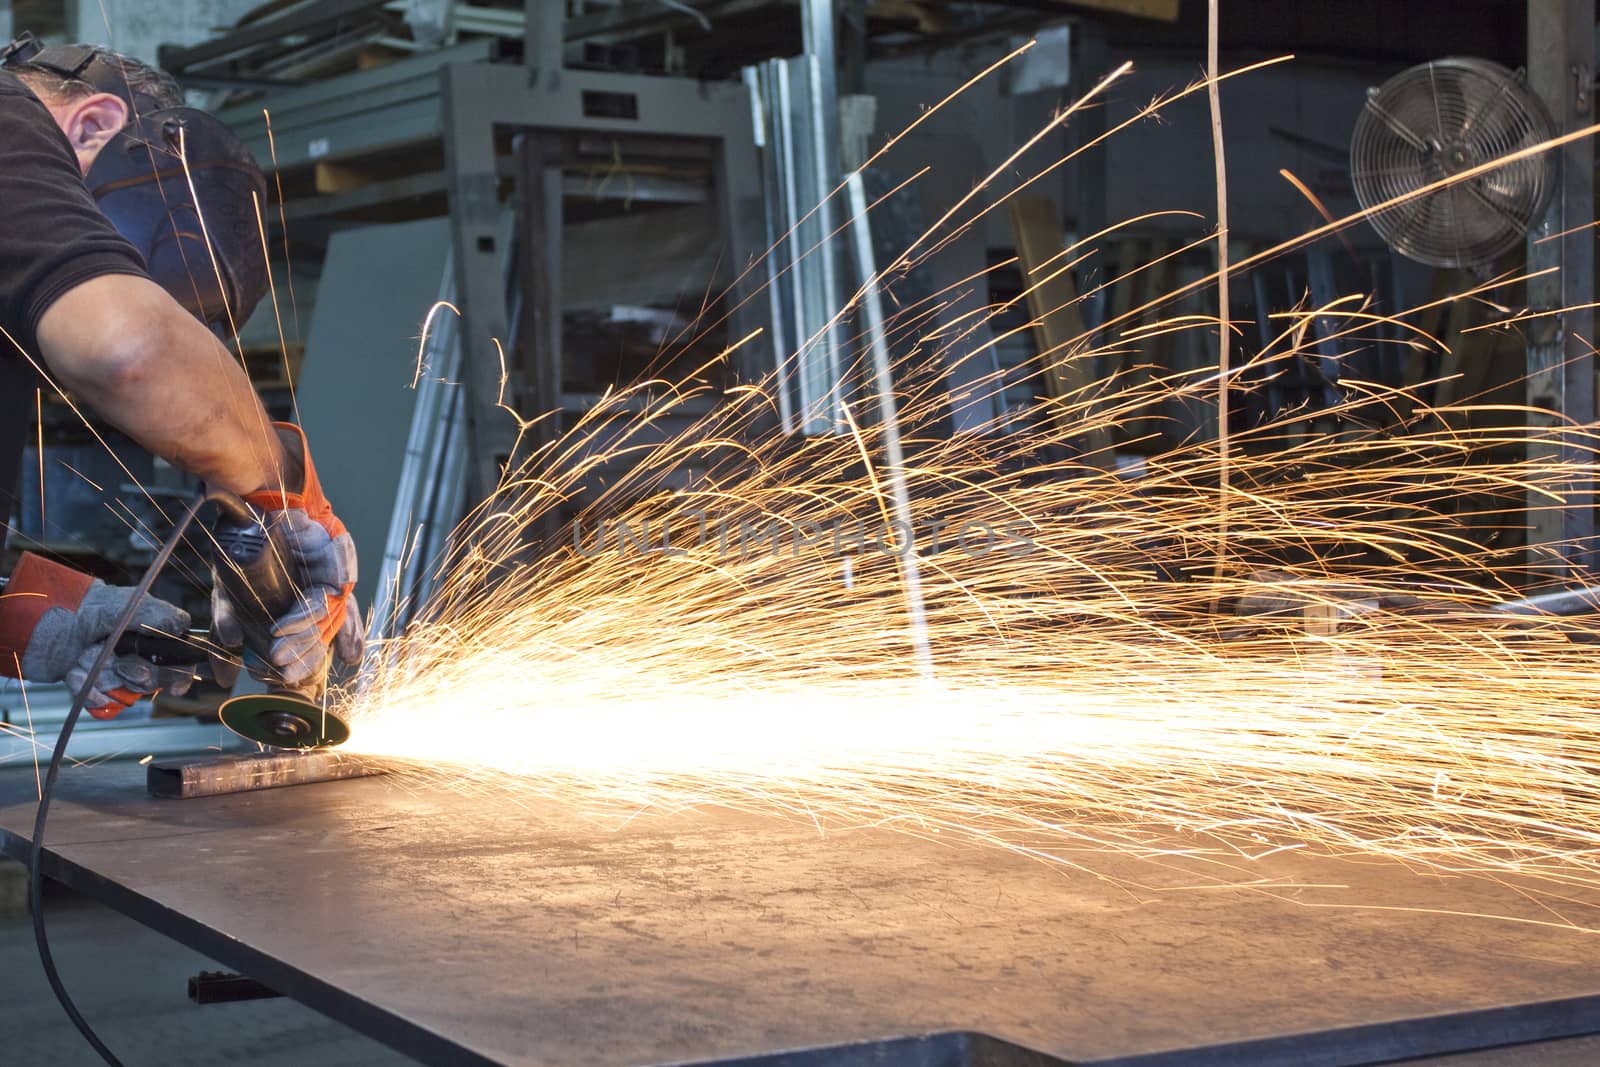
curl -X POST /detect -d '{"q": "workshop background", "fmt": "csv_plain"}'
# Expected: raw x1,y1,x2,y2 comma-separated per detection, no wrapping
3,0,1599,1064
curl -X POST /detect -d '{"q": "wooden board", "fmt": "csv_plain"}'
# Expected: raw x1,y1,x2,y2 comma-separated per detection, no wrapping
1007,197,1115,466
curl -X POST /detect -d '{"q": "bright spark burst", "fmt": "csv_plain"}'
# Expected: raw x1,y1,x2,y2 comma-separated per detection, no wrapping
106,52,1600,922
342,356,1600,909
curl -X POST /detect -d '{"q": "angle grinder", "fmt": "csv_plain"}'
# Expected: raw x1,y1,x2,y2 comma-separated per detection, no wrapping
205,490,351,749
9,492,353,749
113,629,351,748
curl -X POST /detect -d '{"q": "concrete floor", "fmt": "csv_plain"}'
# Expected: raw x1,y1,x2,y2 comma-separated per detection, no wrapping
0,860,410,1066
1412,1036,1600,1065
4,856,1599,1067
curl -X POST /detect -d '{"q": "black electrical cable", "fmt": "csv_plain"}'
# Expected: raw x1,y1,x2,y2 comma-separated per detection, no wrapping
29,492,206,1067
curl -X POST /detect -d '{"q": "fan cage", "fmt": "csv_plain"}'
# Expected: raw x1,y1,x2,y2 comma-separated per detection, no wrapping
1351,57,1556,270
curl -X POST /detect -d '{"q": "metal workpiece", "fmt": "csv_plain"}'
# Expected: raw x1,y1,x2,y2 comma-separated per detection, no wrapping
146,751,387,799
4,764,1600,1066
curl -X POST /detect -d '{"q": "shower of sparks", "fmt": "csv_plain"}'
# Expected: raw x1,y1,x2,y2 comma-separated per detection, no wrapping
332,56,1600,922
8,47,1598,924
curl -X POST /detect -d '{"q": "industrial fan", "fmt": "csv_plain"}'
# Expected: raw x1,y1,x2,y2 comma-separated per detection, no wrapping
1350,57,1556,270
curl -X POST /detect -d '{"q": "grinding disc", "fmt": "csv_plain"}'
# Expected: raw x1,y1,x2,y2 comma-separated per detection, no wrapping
219,693,351,749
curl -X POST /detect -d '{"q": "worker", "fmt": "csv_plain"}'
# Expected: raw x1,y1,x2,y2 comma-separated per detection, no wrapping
0,34,362,716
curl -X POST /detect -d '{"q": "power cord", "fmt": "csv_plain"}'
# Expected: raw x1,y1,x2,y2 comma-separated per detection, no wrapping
29,492,205,1067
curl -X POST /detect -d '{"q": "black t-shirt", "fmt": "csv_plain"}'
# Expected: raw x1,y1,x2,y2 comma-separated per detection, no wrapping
0,70,149,529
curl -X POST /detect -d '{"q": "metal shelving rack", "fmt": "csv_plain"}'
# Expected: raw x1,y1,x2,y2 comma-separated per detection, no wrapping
203,4,772,512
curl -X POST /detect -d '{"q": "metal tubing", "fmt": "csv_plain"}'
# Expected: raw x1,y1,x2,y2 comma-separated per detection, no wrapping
415,384,469,610
746,65,796,433
370,249,461,641
775,61,817,427
1494,584,1600,616
803,0,845,430
846,171,933,681
525,0,564,83
157,0,387,74
438,60,768,508
147,752,387,799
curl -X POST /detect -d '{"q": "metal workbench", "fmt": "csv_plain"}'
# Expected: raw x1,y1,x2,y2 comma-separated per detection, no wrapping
3,762,1599,1066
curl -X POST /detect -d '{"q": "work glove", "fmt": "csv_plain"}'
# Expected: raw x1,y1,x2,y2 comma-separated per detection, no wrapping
211,422,364,689
0,552,195,719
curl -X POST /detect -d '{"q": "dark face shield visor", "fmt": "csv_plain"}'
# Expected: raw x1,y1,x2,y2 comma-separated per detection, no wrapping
85,108,271,328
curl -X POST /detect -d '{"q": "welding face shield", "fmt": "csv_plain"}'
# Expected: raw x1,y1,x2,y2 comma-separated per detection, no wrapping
3,32,271,328
85,109,271,327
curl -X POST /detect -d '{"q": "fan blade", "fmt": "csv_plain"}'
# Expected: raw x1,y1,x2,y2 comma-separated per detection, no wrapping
1461,177,1529,233
1363,96,1433,154
1458,78,1517,140
1426,62,1450,152
1393,189,1444,264
1445,184,1470,266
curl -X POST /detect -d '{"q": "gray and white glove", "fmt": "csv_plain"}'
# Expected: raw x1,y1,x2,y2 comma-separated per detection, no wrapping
210,512,362,690
0,552,192,718
212,422,364,690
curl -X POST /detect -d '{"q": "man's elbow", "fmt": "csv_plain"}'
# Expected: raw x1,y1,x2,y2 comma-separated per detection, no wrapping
53,321,170,407
35,276,182,404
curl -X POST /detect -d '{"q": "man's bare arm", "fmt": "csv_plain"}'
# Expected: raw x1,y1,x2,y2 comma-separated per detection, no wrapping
34,273,295,496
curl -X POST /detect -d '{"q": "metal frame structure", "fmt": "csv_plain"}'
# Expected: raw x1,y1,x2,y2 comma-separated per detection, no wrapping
157,0,396,89
214,40,496,176
439,58,769,502
1525,0,1597,581
210,11,770,516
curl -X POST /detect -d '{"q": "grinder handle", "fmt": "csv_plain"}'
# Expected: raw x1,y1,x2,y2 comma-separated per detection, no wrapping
208,488,257,529
207,488,302,622
113,630,209,666
205,487,332,699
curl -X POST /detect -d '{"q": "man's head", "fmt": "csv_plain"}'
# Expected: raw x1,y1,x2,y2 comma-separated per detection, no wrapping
4,34,270,326
9,47,181,174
